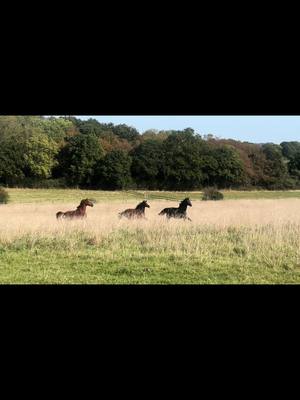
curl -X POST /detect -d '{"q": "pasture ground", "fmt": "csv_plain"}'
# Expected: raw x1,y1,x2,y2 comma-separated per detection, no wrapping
5,188,300,203
1,188,300,284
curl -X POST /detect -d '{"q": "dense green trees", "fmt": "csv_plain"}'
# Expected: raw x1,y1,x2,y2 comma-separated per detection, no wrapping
94,150,132,190
0,135,26,183
161,129,210,190
58,134,104,186
22,132,59,179
260,143,290,188
280,141,300,183
287,151,300,180
208,147,245,188
31,117,75,144
280,141,300,159
0,121,59,185
75,118,107,136
0,115,299,190
131,140,165,189
111,124,140,143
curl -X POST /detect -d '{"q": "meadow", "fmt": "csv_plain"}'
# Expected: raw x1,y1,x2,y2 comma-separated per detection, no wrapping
6,188,300,203
1,189,300,284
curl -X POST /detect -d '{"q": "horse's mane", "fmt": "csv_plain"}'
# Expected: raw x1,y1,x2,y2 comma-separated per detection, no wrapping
77,200,88,209
179,198,189,206
136,201,147,210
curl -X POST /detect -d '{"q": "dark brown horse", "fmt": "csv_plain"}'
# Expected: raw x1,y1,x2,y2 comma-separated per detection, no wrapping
119,200,150,220
56,199,94,220
159,198,192,221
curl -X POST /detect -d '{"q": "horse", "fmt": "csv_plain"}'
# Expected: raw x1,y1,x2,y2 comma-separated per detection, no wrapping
159,198,192,221
56,199,94,220
119,200,150,220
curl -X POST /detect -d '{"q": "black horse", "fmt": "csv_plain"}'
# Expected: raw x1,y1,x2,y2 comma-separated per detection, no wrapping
119,200,150,220
159,198,192,221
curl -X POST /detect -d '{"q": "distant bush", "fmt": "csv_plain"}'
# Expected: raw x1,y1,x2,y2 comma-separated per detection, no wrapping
202,187,224,201
0,187,9,204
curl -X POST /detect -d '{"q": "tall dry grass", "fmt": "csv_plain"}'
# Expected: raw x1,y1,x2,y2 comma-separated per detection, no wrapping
1,199,300,283
1,198,300,238
1,199,300,252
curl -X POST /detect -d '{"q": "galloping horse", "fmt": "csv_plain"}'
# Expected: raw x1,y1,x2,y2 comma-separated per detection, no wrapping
56,199,94,220
119,200,150,220
159,198,192,221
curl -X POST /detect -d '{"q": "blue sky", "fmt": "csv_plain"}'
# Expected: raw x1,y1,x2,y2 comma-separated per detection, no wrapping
76,116,300,144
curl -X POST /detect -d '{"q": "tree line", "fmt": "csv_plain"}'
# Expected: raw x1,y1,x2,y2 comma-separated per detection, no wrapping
0,115,300,190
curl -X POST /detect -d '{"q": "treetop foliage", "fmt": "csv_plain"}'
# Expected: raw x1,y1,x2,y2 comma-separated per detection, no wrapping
0,115,300,190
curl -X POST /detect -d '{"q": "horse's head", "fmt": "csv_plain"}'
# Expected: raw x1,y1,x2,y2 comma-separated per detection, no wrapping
79,199,94,208
182,198,192,207
136,200,150,209
142,200,150,208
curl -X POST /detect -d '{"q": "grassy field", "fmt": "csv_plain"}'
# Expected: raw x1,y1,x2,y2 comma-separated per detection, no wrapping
5,188,300,203
1,189,300,284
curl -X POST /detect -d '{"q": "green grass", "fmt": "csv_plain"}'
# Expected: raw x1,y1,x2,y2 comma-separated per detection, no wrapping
6,188,198,204
5,188,300,204
223,190,300,200
1,188,300,284
0,225,300,284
